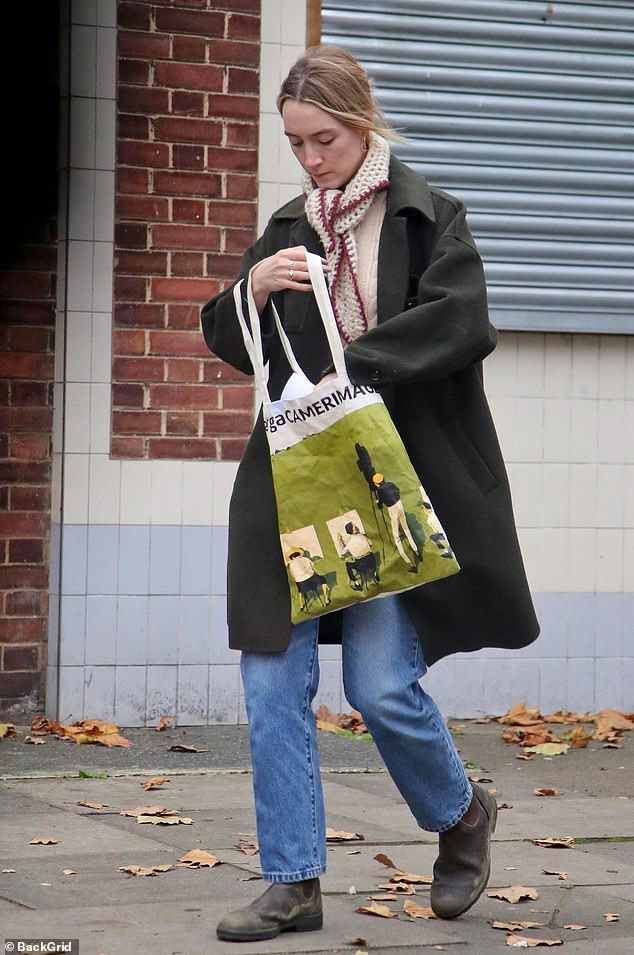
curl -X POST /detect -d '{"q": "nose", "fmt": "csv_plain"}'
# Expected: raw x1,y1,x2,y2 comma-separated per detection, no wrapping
304,145,322,169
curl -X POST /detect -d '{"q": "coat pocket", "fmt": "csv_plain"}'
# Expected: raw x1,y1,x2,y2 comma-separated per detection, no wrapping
445,417,499,495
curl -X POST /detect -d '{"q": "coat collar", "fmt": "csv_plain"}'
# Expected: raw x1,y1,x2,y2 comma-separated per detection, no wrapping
272,153,437,323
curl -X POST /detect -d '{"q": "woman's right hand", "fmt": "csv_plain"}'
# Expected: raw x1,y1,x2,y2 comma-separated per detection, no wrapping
249,246,328,312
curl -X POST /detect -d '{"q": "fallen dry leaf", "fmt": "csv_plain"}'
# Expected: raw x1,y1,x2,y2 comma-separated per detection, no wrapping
118,863,174,877
178,849,222,868
516,753,535,761
142,776,169,791
559,726,592,748
62,869,76,875
403,899,437,919
503,726,556,747
603,912,620,922
29,838,58,845
498,702,544,726
542,869,567,880
534,788,562,797
315,705,368,735
0,722,17,739
389,869,433,885
155,716,172,731
326,827,364,842
594,710,633,741
120,805,179,818
30,715,132,748
24,735,45,744
355,901,398,918
168,743,207,752
376,882,416,895
523,742,570,757
492,921,543,931
563,924,586,930
77,799,107,809
374,852,397,868
506,934,562,948
342,937,368,948
136,814,192,825
532,837,574,849
235,839,259,856
488,885,539,904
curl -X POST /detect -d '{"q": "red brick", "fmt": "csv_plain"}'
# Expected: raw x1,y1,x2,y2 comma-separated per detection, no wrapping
154,116,223,146
1,302,54,326
0,513,48,537
5,590,47,616
219,437,248,460
117,167,150,194
115,249,169,275
117,139,170,167
154,62,223,92
119,58,150,85
0,408,53,432
0,462,50,485
207,93,258,121
172,198,206,224
110,436,146,457
226,173,257,201
116,195,169,221
151,276,220,303
206,147,257,173
221,385,254,411
149,383,219,410
113,329,146,355
112,383,145,408
153,170,222,199
8,540,44,564
215,0,259,12
170,252,205,276
207,199,256,225
9,382,49,406
8,325,51,353
226,123,258,149
10,486,50,511
113,410,163,434
0,566,48,591
0,617,46,643
3,646,40,671
0,271,52,300
114,275,148,300
227,67,259,95
118,113,151,140
115,303,165,327
207,39,259,67
165,411,200,435
167,304,202,330
154,8,225,38
202,360,249,383
0,354,53,380
166,358,202,382
152,224,221,251
118,2,152,31
172,90,206,116
115,221,148,249
205,252,242,278
113,356,165,382
0,670,44,699
9,434,50,461
172,34,207,62
147,437,217,458
226,12,260,41
173,144,205,170
118,30,171,60
118,85,171,116
225,226,257,252
202,410,252,434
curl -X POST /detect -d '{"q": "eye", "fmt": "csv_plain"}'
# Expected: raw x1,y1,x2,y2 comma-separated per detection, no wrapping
317,138,334,146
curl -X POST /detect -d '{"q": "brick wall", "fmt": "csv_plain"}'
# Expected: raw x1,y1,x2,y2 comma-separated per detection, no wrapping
113,0,261,461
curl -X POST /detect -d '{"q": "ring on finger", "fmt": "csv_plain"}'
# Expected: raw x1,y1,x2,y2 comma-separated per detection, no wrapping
288,264,294,280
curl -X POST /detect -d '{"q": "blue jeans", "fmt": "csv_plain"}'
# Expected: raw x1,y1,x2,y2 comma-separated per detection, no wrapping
240,594,472,882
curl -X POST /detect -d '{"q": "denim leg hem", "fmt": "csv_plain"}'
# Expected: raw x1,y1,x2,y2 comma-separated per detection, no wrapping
420,781,474,834
263,864,326,883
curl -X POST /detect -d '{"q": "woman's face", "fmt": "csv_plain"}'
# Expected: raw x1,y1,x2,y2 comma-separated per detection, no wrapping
282,99,366,189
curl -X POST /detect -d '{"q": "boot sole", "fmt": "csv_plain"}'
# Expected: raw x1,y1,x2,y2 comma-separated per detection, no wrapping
217,911,323,942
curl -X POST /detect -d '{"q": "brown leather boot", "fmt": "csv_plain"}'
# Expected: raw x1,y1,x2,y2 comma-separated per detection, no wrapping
430,783,497,919
216,878,322,941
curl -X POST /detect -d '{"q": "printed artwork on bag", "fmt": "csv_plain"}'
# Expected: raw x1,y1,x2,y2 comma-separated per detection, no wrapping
274,412,459,623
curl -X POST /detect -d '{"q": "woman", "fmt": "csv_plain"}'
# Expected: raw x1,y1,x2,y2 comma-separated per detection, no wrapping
202,45,539,942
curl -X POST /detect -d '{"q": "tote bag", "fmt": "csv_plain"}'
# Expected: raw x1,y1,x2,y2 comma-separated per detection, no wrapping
233,252,460,624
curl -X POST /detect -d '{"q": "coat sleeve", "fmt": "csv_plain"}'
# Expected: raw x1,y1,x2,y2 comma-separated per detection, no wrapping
344,205,497,387
200,231,278,376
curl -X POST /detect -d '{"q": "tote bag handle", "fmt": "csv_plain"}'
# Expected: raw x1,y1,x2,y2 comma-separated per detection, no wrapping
233,252,347,404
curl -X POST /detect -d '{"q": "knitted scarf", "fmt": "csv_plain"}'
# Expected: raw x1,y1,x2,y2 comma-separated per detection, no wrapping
303,132,390,343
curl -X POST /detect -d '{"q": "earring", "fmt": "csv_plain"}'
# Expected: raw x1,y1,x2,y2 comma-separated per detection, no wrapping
362,133,369,151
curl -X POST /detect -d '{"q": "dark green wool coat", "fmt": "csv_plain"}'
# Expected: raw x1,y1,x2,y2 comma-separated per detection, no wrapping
201,155,540,665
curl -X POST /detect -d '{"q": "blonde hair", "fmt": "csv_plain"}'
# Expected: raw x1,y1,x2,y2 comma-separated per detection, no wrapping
277,45,404,143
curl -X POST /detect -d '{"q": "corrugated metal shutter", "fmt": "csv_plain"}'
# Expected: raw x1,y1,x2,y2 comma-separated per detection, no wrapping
320,1,634,333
